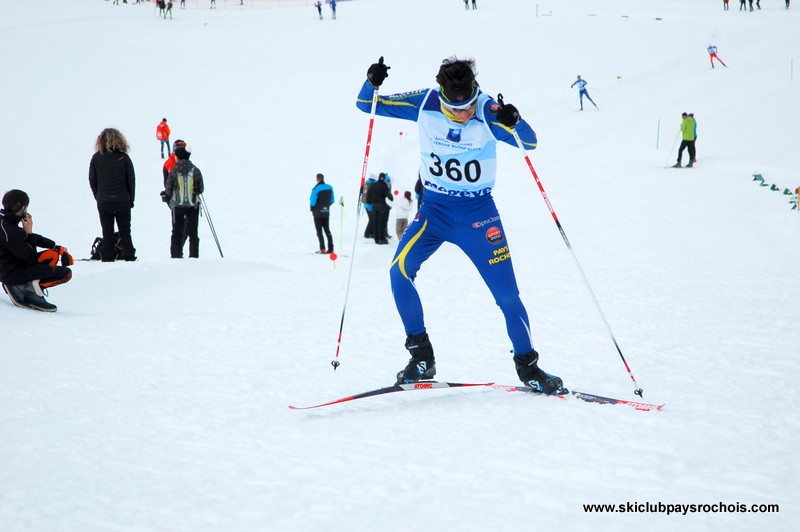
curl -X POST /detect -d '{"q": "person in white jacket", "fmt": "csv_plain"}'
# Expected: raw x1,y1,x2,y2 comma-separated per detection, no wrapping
395,190,413,240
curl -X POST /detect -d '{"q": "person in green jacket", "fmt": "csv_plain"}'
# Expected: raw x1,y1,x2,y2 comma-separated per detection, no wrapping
673,112,696,168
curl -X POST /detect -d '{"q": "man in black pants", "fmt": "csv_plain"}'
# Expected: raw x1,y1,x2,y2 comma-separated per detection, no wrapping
310,173,335,254
366,172,393,244
165,142,204,258
0,189,73,312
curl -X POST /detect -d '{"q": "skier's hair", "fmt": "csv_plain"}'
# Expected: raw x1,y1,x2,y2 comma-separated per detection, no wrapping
436,57,478,105
95,128,130,154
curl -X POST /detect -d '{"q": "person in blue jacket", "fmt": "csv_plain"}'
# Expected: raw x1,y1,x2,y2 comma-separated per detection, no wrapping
310,173,335,254
356,56,565,394
570,75,598,110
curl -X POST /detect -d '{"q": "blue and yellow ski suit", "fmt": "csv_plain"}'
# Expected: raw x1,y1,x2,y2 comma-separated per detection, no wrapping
356,80,540,354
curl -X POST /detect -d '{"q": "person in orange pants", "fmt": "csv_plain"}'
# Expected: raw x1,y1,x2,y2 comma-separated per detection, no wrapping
707,45,727,68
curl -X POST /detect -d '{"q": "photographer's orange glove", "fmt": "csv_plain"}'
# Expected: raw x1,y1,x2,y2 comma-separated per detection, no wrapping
55,245,75,266
38,249,60,269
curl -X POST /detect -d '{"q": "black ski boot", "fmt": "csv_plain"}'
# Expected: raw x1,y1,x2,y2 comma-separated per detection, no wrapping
25,280,57,312
395,332,436,384
2,282,30,309
2,280,56,312
514,350,565,395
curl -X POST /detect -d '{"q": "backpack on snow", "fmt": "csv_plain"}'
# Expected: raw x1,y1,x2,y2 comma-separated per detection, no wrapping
89,232,124,261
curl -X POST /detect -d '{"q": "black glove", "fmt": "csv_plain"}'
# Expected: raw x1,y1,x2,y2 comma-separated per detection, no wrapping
160,191,170,203
496,93,521,128
367,56,390,88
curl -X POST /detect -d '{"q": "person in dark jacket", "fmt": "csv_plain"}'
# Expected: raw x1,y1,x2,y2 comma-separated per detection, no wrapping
0,189,73,312
89,128,137,261
164,141,204,258
362,176,377,239
414,172,424,210
161,139,186,243
310,173,335,254
366,172,393,244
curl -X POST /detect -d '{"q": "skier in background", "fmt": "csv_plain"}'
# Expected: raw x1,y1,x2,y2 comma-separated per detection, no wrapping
707,45,727,68
570,75,598,110
315,1,323,19
356,56,565,394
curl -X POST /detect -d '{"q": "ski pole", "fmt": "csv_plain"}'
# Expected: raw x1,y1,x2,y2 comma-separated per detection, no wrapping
199,194,223,258
500,94,644,397
331,86,379,371
338,195,345,252
663,129,680,167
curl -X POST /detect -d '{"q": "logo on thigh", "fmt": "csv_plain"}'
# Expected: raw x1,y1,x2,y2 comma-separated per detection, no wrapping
485,226,504,245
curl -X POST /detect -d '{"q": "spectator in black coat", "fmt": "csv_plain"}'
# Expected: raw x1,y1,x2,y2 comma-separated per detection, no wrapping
89,128,137,262
366,172,393,244
0,189,73,312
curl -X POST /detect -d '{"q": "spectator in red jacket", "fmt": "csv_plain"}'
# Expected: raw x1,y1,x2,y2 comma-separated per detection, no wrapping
156,118,171,159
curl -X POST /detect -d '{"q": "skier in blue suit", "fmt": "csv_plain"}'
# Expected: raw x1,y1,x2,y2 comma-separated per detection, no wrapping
356,56,564,394
570,75,598,110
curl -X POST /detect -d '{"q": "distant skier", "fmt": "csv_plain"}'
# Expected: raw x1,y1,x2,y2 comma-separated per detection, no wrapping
328,0,336,19
315,1,323,19
672,112,696,168
707,45,727,68
570,75,598,110
723,0,729,10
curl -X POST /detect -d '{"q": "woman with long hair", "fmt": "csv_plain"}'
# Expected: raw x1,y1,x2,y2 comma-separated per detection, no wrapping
88,128,137,262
